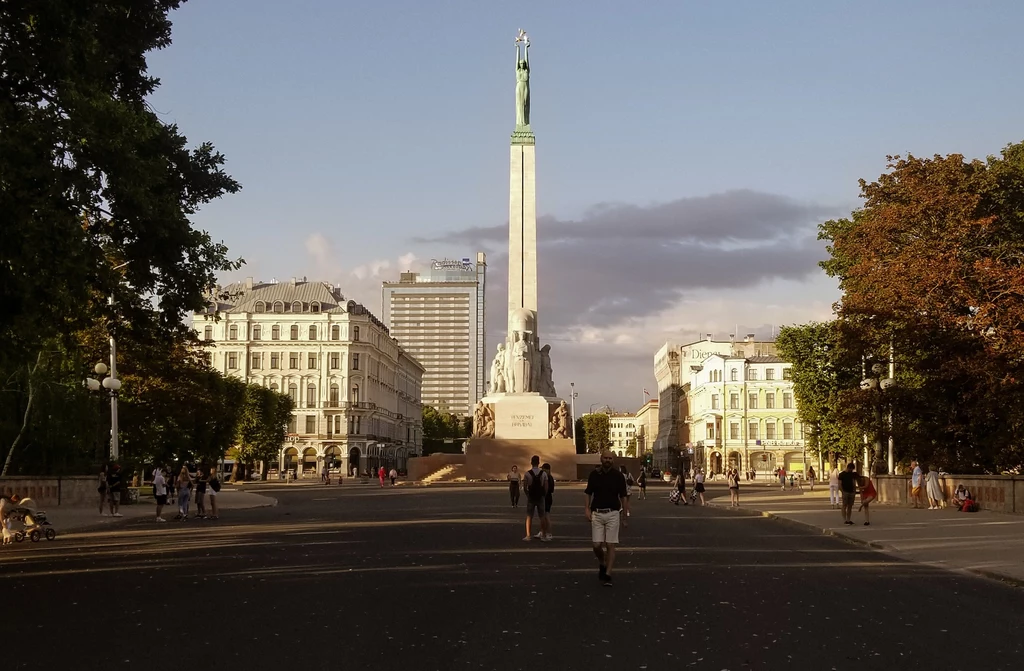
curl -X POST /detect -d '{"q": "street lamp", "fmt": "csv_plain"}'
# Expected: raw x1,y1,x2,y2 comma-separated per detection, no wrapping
860,362,895,476
85,362,122,461
569,382,578,437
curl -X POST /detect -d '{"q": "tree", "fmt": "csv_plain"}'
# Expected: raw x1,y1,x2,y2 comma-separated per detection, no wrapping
625,438,637,458
582,413,610,453
234,385,294,481
574,417,586,454
1,1,241,362
819,143,1024,472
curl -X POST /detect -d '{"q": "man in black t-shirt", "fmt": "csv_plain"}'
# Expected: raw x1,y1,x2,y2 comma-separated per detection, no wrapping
584,450,629,586
106,464,124,517
837,463,859,525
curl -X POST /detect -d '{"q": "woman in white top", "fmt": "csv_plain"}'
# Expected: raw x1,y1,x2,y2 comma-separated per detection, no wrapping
507,465,522,508
828,466,841,509
694,469,706,506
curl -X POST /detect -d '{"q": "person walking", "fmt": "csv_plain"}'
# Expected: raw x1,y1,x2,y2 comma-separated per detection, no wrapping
585,450,629,586
636,469,647,500
673,470,689,506
207,468,220,519
194,468,208,519
507,465,522,507
106,464,124,517
838,463,858,525
727,468,740,507
778,467,787,490
694,469,706,506
807,466,817,491
925,465,944,509
378,466,387,488
522,456,551,541
535,462,555,540
829,464,841,509
153,467,168,523
389,468,398,487
175,466,193,521
910,460,925,508
97,464,108,515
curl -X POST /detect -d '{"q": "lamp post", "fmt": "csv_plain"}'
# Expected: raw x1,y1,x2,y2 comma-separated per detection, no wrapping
85,362,122,461
569,382,578,437
860,362,894,476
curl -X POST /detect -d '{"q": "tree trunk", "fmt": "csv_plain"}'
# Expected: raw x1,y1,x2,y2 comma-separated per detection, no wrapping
230,460,241,483
2,353,43,477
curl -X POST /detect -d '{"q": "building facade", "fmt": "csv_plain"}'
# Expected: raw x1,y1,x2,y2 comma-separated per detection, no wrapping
381,254,486,416
685,353,806,477
634,399,659,457
195,277,424,478
607,412,639,456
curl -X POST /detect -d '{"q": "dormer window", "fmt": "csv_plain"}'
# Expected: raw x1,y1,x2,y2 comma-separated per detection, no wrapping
291,301,302,313
310,301,321,313
273,301,285,314
254,301,266,313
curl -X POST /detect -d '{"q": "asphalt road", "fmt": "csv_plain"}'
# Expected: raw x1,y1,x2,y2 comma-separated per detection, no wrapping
3,482,1022,670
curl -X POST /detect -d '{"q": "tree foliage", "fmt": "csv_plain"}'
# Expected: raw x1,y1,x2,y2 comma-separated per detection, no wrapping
234,385,293,480
574,417,586,454
818,142,1024,472
582,413,610,454
422,405,468,440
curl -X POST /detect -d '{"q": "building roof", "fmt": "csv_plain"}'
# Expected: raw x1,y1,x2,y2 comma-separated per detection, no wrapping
746,355,786,364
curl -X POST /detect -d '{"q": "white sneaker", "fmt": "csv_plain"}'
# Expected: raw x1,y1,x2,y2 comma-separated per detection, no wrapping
540,535,551,542
544,534,553,540
534,532,544,538
156,517,166,523
112,513,123,517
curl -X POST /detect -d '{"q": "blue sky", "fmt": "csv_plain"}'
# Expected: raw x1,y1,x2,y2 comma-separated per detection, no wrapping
149,0,1024,411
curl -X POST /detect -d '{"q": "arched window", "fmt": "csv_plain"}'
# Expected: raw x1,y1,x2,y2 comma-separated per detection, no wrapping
204,325,213,341
331,325,340,340
287,383,298,403
273,301,285,313
730,368,738,382
254,301,266,313
306,384,316,408
329,383,340,406
271,325,281,340
308,325,317,340
290,325,299,340
270,382,279,392
310,301,321,313
252,325,262,340
353,325,360,342
351,384,360,403
291,301,302,313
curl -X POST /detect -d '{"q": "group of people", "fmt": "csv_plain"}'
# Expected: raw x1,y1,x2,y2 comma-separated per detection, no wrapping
507,458,555,540
669,469,707,506
834,463,877,525
150,465,221,522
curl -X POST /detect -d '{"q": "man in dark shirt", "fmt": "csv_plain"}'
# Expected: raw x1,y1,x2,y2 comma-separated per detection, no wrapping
584,450,629,586
106,464,124,517
837,462,859,525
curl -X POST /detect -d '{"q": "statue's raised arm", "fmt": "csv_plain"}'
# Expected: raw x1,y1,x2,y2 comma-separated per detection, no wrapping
514,29,531,128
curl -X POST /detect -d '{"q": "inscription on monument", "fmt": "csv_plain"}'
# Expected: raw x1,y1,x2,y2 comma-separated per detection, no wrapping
511,414,535,429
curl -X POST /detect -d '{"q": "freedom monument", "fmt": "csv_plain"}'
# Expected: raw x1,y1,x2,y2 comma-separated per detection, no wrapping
463,30,578,480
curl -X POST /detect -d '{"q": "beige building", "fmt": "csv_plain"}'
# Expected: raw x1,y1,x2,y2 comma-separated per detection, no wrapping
195,277,424,478
382,255,486,417
685,352,805,477
634,399,659,457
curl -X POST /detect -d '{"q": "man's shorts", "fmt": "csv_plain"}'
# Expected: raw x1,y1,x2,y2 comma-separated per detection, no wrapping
912,485,922,496
526,497,547,517
544,496,552,513
155,494,168,506
591,510,620,544
842,491,856,506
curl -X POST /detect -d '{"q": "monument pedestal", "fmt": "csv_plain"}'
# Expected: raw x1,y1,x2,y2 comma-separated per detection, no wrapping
465,438,577,481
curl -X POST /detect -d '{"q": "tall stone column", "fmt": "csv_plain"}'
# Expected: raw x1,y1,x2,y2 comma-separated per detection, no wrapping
508,140,537,318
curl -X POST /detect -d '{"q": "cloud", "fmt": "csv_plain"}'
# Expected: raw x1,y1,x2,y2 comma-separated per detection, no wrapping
304,233,333,267
351,259,393,281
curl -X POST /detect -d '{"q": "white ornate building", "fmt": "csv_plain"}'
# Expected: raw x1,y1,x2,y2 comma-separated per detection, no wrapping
195,277,424,478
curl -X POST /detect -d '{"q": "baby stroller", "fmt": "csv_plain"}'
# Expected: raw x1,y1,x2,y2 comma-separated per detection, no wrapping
1,497,56,543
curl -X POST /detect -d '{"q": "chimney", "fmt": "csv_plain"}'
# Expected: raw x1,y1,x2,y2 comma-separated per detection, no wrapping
245,277,253,290
747,332,755,340
290,277,297,287
705,333,712,342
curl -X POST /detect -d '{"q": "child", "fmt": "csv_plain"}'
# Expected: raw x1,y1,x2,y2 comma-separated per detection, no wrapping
857,475,877,526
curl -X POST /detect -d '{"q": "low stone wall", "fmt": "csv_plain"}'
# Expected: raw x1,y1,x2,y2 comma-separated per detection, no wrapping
0,476,99,507
575,454,643,481
464,438,577,481
875,474,1024,513
406,454,466,481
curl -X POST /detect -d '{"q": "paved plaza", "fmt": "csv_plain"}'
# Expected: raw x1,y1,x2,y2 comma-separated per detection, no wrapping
3,482,1023,670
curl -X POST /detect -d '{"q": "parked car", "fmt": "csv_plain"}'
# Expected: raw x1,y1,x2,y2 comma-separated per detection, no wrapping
650,468,662,480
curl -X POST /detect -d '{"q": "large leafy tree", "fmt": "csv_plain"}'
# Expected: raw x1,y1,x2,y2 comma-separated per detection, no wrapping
819,143,1024,472
234,385,294,481
582,413,610,454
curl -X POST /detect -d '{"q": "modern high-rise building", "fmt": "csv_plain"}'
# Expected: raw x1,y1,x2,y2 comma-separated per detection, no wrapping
382,254,486,416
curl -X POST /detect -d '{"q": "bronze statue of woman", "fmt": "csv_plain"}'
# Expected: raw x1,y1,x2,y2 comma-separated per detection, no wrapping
515,40,530,127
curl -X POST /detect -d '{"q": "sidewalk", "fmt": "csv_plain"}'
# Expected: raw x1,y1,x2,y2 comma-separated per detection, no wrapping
43,489,277,533
713,485,1024,585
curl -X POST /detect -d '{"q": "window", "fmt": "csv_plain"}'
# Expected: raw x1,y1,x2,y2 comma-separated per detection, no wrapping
783,393,793,409
352,353,360,371
253,325,262,340
308,325,317,340
766,368,775,381
251,353,262,370
306,384,316,407
334,415,341,434
351,384,359,403
706,423,716,440
330,353,340,369
747,369,758,381
292,301,302,313
228,324,238,340
729,393,739,410
331,325,339,340
228,353,238,369
766,393,775,409
287,416,297,434
270,382,279,392
273,301,285,314
730,422,740,440
204,325,213,341
311,302,321,313
255,301,266,313
308,353,317,369
289,353,299,369
305,415,316,434
290,325,299,340
766,422,776,440
329,384,340,406
711,394,719,410
783,422,794,440
353,326,360,342
730,368,738,382
748,393,758,409
287,383,298,403
272,325,281,340
270,352,280,369
748,421,759,440
783,368,792,381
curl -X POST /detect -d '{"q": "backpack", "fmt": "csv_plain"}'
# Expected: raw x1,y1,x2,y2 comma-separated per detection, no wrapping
526,469,546,499
210,477,221,493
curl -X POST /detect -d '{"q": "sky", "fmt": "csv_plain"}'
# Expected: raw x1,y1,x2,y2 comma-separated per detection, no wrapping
148,0,1024,413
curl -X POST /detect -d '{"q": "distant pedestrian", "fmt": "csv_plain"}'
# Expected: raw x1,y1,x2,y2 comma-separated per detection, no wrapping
838,463,858,525
194,468,208,519
585,449,629,586
153,467,168,523
727,468,740,507
807,466,816,491
98,464,108,515
176,466,193,521
378,466,386,488
207,468,220,519
829,465,841,509
672,471,688,506
778,467,787,490
507,465,522,507
858,475,876,526
106,464,124,517
522,456,551,541
926,465,944,509
535,462,555,539
321,465,329,484
636,470,647,500
620,465,634,500
910,460,924,508
389,468,398,486
693,469,706,506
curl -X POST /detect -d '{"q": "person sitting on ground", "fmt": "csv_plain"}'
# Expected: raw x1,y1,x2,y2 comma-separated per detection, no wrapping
952,484,972,511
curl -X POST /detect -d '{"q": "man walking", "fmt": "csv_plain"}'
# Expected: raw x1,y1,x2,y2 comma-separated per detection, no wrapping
838,462,859,525
585,450,629,586
910,460,924,508
523,455,551,541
